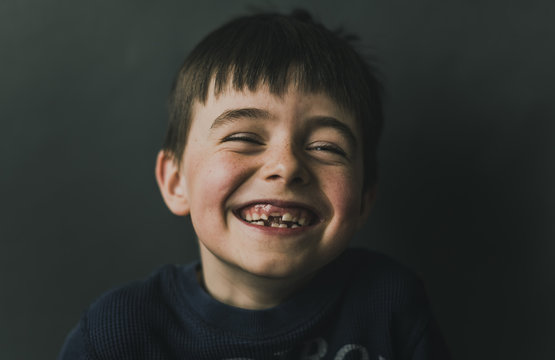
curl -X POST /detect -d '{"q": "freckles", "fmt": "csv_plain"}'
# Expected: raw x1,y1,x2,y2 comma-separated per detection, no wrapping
327,175,361,215
197,154,249,197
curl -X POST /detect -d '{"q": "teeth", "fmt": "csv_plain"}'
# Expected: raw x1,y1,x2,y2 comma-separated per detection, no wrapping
246,219,305,228
241,206,315,228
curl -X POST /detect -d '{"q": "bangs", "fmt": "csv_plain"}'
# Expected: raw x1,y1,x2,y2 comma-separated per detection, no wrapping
181,12,376,113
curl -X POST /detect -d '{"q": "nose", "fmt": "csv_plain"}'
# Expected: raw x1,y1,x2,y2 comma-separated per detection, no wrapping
260,141,310,186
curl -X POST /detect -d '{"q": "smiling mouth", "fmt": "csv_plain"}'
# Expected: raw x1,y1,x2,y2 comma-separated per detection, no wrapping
236,203,318,229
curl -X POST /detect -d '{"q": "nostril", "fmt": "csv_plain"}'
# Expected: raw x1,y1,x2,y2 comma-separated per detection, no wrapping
265,173,305,184
261,155,310,185
291,175,305,184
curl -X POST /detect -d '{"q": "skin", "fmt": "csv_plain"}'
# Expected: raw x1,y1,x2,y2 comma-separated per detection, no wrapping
156,82,375,310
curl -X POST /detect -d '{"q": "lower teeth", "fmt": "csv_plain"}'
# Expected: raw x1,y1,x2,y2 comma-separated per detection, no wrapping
248,220,300,228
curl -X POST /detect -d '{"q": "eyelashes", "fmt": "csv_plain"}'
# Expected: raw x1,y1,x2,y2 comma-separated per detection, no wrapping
306,142,347,157
221,133,263,145
221,133,348,159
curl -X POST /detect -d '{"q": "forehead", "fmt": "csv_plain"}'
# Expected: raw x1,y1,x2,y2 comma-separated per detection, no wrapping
191,81,357,131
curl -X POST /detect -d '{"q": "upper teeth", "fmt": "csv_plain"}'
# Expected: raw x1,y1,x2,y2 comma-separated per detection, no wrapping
282,213,293,221
240,211,310,228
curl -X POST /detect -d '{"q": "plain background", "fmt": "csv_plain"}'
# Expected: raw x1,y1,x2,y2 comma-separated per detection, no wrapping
1,0,553,359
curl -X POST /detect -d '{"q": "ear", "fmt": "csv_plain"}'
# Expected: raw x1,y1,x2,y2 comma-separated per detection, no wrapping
155,150,190,216
357,184,377,228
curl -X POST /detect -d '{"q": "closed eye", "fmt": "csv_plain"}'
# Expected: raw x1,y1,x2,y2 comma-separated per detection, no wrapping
221,133,264,145
307,142,348,158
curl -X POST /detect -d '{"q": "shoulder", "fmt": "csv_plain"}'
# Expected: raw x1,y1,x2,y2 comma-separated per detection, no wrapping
338,248,449,357
65,264,184,359
344,248,452,359
340,247,429,312
86,264,177,320
341,247,422,286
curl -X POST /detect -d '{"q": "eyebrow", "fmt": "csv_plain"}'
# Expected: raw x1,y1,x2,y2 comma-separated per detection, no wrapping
307,116,358,151
210,108,271,130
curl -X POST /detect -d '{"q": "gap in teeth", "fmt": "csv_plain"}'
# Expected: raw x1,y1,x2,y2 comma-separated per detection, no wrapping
240,207,313,228
245,215,304,228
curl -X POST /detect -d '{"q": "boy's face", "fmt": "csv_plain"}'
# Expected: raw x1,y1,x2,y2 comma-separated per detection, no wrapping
160,83,374,282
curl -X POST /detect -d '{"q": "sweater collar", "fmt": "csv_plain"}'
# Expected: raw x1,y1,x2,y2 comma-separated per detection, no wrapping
173,250,355,339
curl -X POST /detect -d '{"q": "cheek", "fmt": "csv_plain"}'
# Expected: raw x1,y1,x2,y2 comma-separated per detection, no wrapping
187,153,249,241
187,152,251,213
324,170,364,221
333,184,360,218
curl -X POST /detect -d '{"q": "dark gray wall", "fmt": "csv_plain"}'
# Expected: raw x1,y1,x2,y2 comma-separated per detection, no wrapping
1,0,553,359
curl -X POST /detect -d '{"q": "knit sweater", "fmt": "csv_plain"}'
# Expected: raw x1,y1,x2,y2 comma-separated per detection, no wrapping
58,248,450,359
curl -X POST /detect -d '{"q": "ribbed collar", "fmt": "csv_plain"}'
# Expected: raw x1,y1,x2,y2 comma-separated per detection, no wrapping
172,250,356,340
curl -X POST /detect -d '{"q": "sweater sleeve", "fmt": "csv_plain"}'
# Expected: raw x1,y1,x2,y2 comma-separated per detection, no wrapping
58,323,90,360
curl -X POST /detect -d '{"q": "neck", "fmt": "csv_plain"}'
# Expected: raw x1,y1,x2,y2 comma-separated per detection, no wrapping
198,244,313,310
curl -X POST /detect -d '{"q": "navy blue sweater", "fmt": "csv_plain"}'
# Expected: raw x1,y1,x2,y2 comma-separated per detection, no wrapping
59,248,449,359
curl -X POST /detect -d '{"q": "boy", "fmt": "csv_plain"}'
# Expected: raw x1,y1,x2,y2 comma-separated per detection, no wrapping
59,9,449,360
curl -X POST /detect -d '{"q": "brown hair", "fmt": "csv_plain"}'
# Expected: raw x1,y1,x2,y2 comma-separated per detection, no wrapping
163,9,383,187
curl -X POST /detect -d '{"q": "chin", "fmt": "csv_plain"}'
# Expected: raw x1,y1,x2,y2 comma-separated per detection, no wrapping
240,251,327,281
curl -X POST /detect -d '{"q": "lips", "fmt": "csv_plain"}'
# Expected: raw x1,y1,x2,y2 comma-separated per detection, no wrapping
235,202,319,229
